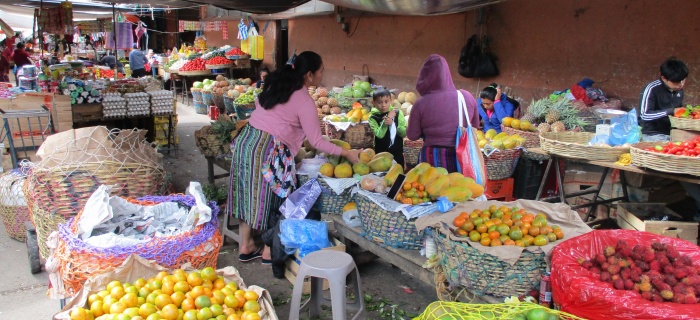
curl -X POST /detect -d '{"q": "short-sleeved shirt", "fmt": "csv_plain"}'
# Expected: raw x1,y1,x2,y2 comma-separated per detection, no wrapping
12,48,32,67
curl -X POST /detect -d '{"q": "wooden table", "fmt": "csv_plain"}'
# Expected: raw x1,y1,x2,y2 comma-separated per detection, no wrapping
329,214,502,304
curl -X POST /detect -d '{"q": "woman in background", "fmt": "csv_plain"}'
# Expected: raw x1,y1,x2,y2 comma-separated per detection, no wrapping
477,83,517,133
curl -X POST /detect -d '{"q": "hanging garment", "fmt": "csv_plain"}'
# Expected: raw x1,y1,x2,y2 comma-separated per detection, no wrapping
106,23,134,50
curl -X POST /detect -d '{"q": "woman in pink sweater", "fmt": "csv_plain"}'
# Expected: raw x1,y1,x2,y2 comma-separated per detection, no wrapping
228,51,361,264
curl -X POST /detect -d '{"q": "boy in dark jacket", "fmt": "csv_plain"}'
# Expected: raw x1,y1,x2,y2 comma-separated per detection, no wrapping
368,89,407,167
638,57,688,142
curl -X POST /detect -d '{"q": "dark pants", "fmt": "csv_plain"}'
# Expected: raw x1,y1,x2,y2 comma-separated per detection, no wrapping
132,68,147,78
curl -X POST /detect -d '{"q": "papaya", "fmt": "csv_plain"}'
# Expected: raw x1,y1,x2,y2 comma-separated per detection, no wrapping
368,157,392,172
465,182,485,198
493,132,508,141
435,167,449,176
426,176,449,199
405,163,432,184
363,148,376,159
418,167,440,185
384,163,404,186
334,163,353,178
371,152,394,162
359,149,374,163
330,139,351,150
439,186,473,202
352,162,370,175
450,177,470,188
448,172,465,185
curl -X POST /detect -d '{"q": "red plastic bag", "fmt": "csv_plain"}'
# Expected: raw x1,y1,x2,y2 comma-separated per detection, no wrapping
551,229,700,319
455,90,487,186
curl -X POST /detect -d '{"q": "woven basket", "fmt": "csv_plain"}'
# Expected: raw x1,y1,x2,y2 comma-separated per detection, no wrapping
212,93,225,110
484,148,522,180
0,170,30,241
540,132,629,161
235,102,256,120
226,54,251,60
325,122,374,149
223,96,236,114
205,63,233,69
501,125,540,148
669,116,700,131
630,142,700,177
191,90,203,102
298,175,354,215
404,139,424,168
178,69,211,76
317,114,327,134
355,192,423,250
194,101,208,114
202,92,214,106
195,126,231,157
432,230,547,298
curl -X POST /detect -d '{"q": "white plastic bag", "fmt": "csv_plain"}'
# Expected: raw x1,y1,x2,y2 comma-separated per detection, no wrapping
342,209,361,227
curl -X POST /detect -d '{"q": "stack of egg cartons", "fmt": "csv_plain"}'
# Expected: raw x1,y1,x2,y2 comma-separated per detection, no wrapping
102,92,127,119
148,90,174,115
124,92,151,117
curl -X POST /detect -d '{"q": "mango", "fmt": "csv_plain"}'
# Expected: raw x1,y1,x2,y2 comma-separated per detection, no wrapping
448,172,465,185
330,139,351,150
372,152,394,162
353,162,370,175
319,163,334,177
435,167,448,176
334,163,353,178
368,157,392,172
426,176,449,199
384,163,404,186
418,167,440,185
493,132,508,141
439,186,473,202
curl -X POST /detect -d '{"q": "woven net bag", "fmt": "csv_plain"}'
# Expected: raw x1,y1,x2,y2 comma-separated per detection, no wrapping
0,170,30,241
195,126,231,157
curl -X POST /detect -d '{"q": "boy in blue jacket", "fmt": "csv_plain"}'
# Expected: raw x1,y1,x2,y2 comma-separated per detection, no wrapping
477,84,516,133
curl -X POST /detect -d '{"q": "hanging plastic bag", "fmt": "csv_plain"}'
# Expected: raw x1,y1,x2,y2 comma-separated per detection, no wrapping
278,178,322,220
609,109,640,146
247,27,264,60
279,219,331,258
455,90,487,186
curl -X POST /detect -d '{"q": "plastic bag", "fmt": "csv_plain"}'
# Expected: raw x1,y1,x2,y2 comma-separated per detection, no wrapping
296,156,327,178
360,174,388,194
455,91,487,186
609,109,640,146
279,219,331,258
342,209,361,227
278,178,322,220
551,229,700,320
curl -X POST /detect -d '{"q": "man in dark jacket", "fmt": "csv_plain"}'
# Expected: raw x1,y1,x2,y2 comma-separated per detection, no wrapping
638,58,688,142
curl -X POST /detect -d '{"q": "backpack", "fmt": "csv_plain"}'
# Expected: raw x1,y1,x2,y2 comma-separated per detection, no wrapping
458,34,499,78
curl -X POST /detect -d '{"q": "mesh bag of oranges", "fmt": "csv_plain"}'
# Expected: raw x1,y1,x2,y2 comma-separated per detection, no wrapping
54,254,278,320
413,301,585,320
48,194,222,299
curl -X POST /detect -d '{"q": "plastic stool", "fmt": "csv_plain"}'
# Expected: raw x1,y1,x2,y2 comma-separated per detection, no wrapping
289,250,365,320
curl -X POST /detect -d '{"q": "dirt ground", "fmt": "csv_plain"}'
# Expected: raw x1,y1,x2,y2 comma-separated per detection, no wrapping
170,103,439,319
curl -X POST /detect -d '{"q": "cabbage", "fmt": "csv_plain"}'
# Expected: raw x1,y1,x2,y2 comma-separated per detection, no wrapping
353,80,362,88
342,87,353,98
193,81,204,89
352,88,365,98
360,81,371,92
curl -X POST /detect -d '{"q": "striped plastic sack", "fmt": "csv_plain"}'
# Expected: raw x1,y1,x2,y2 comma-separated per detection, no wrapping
455,90,487,186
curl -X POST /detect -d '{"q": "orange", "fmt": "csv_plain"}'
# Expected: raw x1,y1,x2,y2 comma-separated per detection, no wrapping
195,295,212,309
187,272,203,287
513,220,523,227
499,235,510,243
155,271,169,281
490,238,502,246
554,229,564,240
109,301,128,314
102,296,118,314
243,291,258,301
225,281,239,292
490,218,502,225
453,217,465,228
201,267,219,282
512,212,523,220
488,205,498,213
459,211,468,218
469,232,481,242
488,231,500,240
461,221,475,232
496,224,510,235
417,184,425,191
221,287,234,297
198,307,213,320
403,182,411,191
531,218,545,228
106,280,123,292
501,217,513,227
190,286,205,299
174,281,190,293
457,229,468,237
484,220,495,228
492,210,503,219
476,224,488,234
139,287,153,298
146,292,159,305
243,311,261,320
160,304,179,320
540,226,553,235
202,280,214,290
547,233,558,242
149,279,163,290
161,281,175,295
522,235,535,246
146,314,162,320
469,211,480,219
223,295,238,309
139,303,158,318
521,214,534,223
210,304,224,317
90,301,105,317
213,278,226,290
154,293,173,310
69,308,89,320
535,212,548,220
88,293,102,305
171,292,186,307
411,182,419,189
183,310,198,320
529,226,540,237
499,206,510,213
503,239,516,246
120,292,139,308
243,300,260,313
514,240,526,247
508,228,523,240
181,298,196,312
534,235,549,246
110,286,126,300
472,217,484,226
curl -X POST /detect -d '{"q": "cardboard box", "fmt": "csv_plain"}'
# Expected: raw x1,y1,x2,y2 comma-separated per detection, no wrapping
612,182,686,204
284,237,346,294
670,129,700,142
564,163,609,185
617,203,698,245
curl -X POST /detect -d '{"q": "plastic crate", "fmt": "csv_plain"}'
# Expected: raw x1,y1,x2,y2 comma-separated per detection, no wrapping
512,156,548,200
485,178,514,201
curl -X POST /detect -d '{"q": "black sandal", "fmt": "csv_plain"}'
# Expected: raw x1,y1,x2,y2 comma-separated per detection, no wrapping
239,247,263,262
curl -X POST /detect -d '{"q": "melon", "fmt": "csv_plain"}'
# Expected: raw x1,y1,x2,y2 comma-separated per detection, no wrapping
405,92,417,104
216,75,225,81
398,92,407,103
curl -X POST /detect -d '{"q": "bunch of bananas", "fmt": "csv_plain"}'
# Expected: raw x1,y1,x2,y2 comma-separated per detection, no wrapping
614,153,631,166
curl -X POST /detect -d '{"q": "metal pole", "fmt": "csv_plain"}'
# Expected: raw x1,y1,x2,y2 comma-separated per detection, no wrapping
112,3,117,79
39,0,43,60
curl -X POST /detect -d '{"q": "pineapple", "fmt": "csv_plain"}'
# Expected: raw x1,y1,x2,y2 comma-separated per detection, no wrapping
525,98,554,124
551,121,566,133
520,113,536,123
545,110,561,124
537,123,551,133
563,115,591,132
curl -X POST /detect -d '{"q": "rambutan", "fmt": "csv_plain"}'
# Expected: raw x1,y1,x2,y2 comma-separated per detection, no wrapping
673,295,684,304
661,290,674,300
600,271,612,283
672,260,685,269
651,242,667,252
633,283,641,293
663,265,675,274
657,255,670,266
613,279,625,290
601,262,610,271
624,279,635,290
589,267,601,275
621,268,631,280
684,293,697,304
595,253,607,265
607,256,617,265
630,271,641,283
641,291,653,300
630,252,642,261
608,264,621,275
616,239,630,249
674,283,688,294
651,293,664,302
635,260,650,271
666,247,680,261
640,275,651,283
674,269,688,280
648,270,662,278
649,260,661,272
633,244,646,255
620,247,633,258
581,260,593,270
612,274,621,281
665,275,678,286
642,250,655,263
604,245,616,257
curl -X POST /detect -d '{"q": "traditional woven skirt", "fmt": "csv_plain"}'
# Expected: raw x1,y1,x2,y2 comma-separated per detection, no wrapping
418,145,459,173
227,124,284,230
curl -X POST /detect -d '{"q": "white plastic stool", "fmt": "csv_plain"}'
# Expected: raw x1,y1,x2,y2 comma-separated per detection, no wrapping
288,250,366,320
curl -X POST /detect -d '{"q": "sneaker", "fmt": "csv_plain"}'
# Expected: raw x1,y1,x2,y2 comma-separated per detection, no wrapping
238,247,263,262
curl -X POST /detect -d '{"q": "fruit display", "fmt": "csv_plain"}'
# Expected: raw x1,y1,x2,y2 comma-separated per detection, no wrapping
393,163,483,204
477,129,526,150
673,105,700,119
234,90,256,105
318,145,381,178
340,80,373,99
454,205,565,247
225,48,247,57
205,56,233,66
179,58,206,72
324,103,370,122
67,267,265,320
168,59,187,72
505,98,590,133
201,45,231,60
642,138,700,157
578,239,700,303
395,91,417,123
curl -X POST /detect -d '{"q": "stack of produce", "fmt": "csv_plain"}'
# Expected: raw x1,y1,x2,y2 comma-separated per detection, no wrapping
324,104,369,122
391,163,483,203
508,98,590,133
179,58,207,72
124,92,151,117
205,56,233,68
395,91,417,122
673,105,700,120
168,59,187,72
225,47,248,58
234,90,255,105
340,80,372,99
478,129,526,150
317,145,385,178
312,87,340,115
148,90,174,115
101,93,127,119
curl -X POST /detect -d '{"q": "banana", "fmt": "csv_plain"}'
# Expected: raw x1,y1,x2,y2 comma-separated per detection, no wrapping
614,153,631,166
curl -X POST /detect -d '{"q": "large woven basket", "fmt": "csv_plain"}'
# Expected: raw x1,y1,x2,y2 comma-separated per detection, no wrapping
178,69,211,76
298,175,354,215
355,192,423,250
223,96,235,114
0,170,30,241
317,114,327,134
205,63,233,69
432,229,547,298
212,93,225,110
540,132,629,161
484,148,522,180
191,90,203,102
404,139,424,169
195,126,232,157
501,125,540,148
325,122,374,149
234,102,255,120
194,101,208,114
630,142,700,177
669,116,700,131
202,92,214,106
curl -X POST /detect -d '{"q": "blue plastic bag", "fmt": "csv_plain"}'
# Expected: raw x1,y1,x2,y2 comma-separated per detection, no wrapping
609,109,640,146
279,219,331,258
278,178,322,220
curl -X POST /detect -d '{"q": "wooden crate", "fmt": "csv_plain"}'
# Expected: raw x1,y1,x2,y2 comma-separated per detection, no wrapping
72,103,103,123
284,237,346,294
616,203,698,245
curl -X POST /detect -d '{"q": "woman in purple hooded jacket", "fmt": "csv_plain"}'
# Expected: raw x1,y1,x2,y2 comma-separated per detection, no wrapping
407,54,479,173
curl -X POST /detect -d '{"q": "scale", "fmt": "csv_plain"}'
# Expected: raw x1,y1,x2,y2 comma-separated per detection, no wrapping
594,109,628,136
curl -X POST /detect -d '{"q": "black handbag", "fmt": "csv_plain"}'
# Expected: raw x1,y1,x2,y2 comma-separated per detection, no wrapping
458,34,499,78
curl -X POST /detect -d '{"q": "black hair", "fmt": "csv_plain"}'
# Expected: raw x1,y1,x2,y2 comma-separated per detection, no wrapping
479,83,498,101
259,67,270,75
258,51,322,110
16,42,24,49
372,88,391,101
660,57,688,82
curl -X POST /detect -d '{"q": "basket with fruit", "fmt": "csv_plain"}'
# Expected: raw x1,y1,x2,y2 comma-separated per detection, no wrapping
551,229,700,319
630,139,700,176
479,129,526,180
418,199,591,298
540,131,630,161
54,255,277,320
323,105,373,148
415,301,585,320
669,105,700,131
225,47,251,60
503,98,591,148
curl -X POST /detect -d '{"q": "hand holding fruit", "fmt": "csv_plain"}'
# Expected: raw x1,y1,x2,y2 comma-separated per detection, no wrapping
383,116,393,125
341,148,362,164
